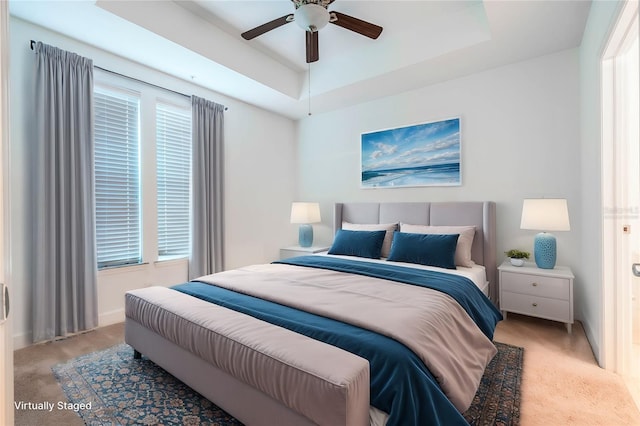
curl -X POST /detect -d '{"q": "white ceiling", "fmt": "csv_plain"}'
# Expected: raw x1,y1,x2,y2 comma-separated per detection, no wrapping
10,0,591,119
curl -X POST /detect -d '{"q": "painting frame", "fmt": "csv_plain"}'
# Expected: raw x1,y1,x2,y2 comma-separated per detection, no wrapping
360,117,461,188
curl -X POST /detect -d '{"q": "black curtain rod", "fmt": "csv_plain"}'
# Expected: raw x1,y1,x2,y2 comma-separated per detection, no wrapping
30,40,228,111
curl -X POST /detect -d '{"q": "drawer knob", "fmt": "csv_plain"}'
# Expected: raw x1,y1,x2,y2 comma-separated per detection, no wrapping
532,282,538,287
532,303,538,307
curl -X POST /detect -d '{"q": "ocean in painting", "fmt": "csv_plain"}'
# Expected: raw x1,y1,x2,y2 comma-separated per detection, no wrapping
361,117,461,188
362,162,460,188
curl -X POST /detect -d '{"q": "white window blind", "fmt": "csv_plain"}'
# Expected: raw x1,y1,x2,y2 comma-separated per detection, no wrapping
156,103,191,258
94,87,141,268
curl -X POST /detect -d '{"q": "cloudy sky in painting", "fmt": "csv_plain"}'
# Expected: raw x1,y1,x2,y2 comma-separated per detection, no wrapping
361,118,460,172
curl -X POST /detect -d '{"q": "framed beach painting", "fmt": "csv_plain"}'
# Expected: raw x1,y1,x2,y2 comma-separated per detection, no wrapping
361,117,461,188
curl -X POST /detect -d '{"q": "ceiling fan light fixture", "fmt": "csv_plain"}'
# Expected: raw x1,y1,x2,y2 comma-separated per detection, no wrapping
241,0,383,63
294,4,330,32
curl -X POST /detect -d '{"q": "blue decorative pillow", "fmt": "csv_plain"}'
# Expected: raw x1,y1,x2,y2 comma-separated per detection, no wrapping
387,232,459,269
328,229,387,259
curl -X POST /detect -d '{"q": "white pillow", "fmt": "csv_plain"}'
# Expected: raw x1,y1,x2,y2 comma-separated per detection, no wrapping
341,222,398,258
399,224,476,267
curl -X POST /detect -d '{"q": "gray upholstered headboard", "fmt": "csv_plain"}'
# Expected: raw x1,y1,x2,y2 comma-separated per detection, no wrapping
333,202,497,303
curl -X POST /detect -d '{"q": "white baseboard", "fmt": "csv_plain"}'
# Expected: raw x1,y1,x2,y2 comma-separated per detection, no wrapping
99,308,125,326
13,309,124,350
582,316,602,367
13,331,31,350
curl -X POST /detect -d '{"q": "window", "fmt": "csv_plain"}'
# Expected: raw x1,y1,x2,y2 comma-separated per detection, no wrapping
93,75,192,269
94,87,141,268
156,103,191,258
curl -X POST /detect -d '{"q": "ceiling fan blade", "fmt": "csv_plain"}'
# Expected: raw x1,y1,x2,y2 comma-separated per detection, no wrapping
241,15,293,40
330,11,383,39
306,31,319,63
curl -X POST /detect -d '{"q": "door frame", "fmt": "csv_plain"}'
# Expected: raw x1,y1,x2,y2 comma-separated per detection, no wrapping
0,1,12,424
601,0,640,374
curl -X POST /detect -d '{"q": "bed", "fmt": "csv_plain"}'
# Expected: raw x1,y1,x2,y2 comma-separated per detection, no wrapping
125,201,501,426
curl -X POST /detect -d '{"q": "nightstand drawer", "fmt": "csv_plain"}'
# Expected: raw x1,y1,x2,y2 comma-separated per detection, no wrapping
501,291,572,323
501,271,570,300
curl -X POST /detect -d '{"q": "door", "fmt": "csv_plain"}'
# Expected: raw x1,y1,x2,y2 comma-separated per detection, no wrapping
625,12,640,397
0,1,12,424
602,0,640,409
627,26,640,404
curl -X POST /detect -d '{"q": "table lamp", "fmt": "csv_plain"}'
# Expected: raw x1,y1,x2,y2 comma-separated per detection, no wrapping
520,198,570,269
290,202,321,248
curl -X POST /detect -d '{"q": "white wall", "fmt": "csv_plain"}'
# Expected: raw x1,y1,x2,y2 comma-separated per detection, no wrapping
9,18,297,348
297,49,583,312
578,0,625,366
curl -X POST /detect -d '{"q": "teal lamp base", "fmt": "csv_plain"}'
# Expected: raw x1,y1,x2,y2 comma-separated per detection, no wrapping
298,224,313,248
534,232,557,269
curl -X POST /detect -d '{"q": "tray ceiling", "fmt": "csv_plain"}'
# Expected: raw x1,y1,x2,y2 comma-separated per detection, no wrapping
10,0,591,119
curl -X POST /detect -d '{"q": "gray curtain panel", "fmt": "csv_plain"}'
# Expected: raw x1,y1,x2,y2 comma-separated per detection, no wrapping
31,42,98,343
189,96,225,279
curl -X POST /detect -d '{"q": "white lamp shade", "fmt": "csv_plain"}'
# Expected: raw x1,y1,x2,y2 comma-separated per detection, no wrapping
290,202,321,224
520,199,570,231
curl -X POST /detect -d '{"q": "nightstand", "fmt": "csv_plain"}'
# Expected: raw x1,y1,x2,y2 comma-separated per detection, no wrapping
498,260,574,333
280,245,330,260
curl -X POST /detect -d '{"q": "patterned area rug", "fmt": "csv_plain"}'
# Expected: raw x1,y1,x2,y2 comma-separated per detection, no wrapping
464,342,523,426
53,341,522,425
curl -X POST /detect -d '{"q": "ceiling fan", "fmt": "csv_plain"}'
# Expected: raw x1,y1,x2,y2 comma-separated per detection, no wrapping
241,0,383,63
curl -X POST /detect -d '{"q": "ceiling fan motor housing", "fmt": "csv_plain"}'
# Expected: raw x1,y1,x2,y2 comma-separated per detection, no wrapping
294,3,330,32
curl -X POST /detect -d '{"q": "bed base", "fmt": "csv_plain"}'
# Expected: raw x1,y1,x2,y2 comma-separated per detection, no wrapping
125,285,371,426
126,319,319,426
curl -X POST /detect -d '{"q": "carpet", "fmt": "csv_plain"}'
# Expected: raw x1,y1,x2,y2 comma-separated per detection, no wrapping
52,341,522,425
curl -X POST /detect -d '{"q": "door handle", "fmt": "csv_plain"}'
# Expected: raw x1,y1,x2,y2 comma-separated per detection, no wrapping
633,264,640,277
0,283,8,323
